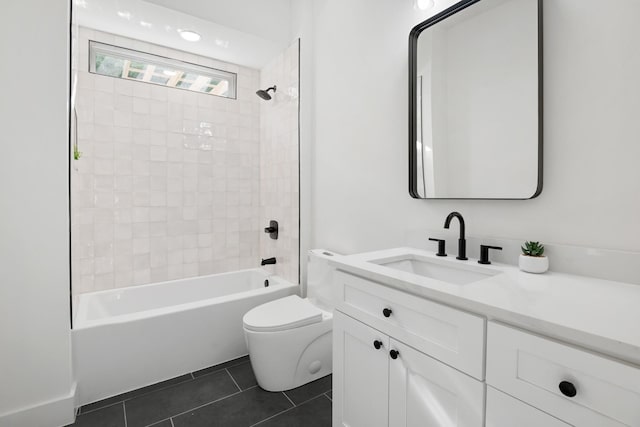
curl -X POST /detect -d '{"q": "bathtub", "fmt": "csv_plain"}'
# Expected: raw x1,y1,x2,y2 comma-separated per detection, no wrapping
73,268,297,406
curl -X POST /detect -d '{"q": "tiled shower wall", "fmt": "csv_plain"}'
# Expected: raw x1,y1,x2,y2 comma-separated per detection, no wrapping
71,28,263,294
259,41,300,284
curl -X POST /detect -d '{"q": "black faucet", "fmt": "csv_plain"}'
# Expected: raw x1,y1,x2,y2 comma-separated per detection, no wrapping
261,257,276,266
444,212,467,260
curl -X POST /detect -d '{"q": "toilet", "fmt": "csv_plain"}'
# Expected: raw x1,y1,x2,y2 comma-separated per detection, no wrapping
243,249,337,392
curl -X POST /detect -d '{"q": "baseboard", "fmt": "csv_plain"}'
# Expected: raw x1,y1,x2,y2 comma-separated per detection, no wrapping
0,382,77,427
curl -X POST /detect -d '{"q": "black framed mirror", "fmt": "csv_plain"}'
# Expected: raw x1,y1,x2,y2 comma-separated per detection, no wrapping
409,0,543,199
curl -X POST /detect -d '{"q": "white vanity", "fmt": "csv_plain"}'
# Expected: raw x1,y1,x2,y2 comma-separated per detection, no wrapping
329,248,640,427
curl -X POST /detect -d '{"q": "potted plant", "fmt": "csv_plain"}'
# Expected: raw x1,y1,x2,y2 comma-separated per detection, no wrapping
519,241,549,274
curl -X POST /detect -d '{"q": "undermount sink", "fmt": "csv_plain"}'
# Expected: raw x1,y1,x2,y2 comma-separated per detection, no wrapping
370,252,500,285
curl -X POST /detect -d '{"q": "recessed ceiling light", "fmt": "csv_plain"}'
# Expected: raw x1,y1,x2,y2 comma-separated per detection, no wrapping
179,30,201,42
117,10,131,20
415,0,435,10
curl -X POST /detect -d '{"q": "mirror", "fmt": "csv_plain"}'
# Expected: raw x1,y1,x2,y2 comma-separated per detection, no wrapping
409,0,542,199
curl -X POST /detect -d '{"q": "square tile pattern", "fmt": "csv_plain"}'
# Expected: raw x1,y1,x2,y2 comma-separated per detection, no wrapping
68,356,331,427
71,29,300,294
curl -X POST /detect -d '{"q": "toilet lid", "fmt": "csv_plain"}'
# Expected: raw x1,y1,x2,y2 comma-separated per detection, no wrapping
243,295,324,332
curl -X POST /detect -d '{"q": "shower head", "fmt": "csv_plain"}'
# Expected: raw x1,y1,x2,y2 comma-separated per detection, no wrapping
256,85,277,100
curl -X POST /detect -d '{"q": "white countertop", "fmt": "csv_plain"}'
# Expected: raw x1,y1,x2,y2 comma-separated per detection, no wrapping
329,247,640,366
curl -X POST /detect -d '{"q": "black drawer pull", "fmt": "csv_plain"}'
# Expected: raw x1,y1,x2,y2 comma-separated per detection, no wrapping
382,308,393,318
559,381,577,398
373,340,383,350
389,349,400,359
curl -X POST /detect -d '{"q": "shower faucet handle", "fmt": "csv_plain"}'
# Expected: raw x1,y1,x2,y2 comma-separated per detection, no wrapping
264,220,278,240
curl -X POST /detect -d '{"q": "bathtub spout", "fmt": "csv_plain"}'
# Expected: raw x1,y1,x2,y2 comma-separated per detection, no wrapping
261,257,276,266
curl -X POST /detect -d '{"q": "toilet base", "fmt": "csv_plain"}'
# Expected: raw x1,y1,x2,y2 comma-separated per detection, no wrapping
244,315,332,392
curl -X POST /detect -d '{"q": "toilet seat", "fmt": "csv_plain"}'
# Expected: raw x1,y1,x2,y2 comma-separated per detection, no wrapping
243,295,323,333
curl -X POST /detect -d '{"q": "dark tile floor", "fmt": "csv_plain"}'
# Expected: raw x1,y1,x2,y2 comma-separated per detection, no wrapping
68,356,332,427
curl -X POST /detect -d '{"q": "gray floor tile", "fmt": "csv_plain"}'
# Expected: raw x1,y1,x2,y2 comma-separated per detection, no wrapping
227,362,257,390
284,375,332,405
148,421,173,427
255,395,332,427
68,402,125,427
172,387,293,427
80,373,193,413
125,369,239,427
192,355,250,378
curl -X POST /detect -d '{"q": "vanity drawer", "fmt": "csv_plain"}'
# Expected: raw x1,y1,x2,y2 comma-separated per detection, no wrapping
333,270,485,379
486,387,571,427
487,322,640,427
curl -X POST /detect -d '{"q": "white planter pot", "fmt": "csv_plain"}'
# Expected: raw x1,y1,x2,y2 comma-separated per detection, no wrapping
519,254,549,274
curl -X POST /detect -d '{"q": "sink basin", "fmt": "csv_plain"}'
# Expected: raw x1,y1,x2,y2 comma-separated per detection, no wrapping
370,253,500,285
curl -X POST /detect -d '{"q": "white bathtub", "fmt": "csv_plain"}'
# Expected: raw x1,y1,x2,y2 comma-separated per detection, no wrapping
73,268,297,406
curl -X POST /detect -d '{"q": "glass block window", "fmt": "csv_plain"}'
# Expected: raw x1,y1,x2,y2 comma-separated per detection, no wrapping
89,41,236,99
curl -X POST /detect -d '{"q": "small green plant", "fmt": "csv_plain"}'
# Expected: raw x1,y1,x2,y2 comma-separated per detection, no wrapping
73,143,82,160
521,241,545,257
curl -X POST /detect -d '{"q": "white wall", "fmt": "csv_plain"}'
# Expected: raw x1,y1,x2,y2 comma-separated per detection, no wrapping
305,0,640,256
0,2,75,426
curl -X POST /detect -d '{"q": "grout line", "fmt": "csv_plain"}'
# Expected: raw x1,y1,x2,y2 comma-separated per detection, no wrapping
123,402,128,427
80,375,194,415
82,358,252,417
192,357,250,378
291,392,332,408
226,368,242,392
252,392,331,427
142,389,246,427
144,419,174,427
79,400,125,415
249,406,295,427
170,418,175,427
282,392,296,407
324,392,332,401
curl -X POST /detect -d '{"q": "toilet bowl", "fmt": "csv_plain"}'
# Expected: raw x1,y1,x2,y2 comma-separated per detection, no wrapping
243,250,338,392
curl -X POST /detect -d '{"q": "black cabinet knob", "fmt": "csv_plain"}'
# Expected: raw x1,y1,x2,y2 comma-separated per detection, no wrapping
382,308,393,318
559,381,577,397
373,340,382,350
389,349,400,359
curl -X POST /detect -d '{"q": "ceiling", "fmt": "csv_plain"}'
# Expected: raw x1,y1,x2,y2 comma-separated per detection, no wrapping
74,0,294,69
142,0,292,46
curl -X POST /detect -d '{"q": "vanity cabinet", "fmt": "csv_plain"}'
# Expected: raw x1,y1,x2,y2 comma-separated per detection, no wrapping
487,322,640,427
331,262,640,427
333,270,485,379
333,311,484,427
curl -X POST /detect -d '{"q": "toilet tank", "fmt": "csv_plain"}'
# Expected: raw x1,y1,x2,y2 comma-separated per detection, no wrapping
305,249,340,310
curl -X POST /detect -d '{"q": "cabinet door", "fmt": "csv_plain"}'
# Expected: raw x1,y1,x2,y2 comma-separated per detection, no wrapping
389,339,484,427
333,311,390,427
